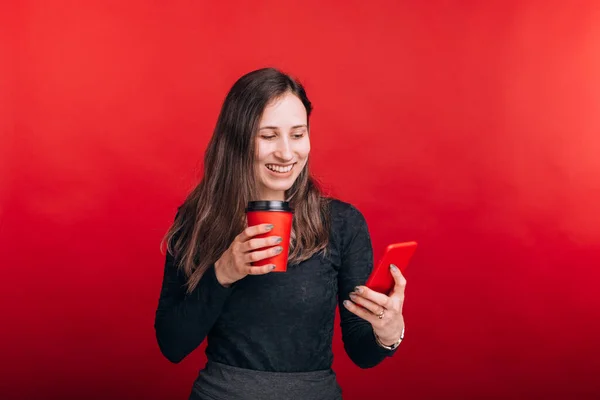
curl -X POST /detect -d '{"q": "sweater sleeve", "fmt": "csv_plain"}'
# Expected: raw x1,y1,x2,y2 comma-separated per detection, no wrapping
337,204,399,369
154,236,232,363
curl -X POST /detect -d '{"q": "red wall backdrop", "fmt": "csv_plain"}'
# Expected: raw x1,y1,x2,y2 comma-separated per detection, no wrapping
2,1,600,399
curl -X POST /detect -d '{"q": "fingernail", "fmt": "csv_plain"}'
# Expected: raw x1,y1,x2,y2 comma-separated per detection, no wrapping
354,286,362,294
270,265,276,270
349,293,357,300
266,224,274,231
343,300,350,308
390,264,398,272
274,237,282,244
275,246,283,254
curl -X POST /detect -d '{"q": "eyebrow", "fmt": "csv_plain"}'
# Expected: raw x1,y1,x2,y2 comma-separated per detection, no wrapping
259,124,308,131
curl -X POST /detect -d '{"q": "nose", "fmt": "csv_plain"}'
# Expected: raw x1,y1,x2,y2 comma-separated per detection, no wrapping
274,137,293,161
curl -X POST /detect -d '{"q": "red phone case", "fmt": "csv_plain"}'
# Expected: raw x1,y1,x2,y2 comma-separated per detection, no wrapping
365,241,417,295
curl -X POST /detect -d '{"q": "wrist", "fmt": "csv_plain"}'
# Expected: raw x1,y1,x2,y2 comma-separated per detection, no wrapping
377,335,399,347
374,327,404,350
213,261,232,288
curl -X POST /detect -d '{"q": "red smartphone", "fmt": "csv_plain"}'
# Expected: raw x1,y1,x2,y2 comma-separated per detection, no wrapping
365,241,418,295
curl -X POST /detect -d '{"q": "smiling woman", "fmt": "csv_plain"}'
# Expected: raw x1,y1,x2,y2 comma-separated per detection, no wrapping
154,68,407,400
161,68,329,293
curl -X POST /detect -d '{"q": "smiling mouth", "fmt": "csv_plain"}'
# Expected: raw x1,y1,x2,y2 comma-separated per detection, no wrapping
265,163,295,173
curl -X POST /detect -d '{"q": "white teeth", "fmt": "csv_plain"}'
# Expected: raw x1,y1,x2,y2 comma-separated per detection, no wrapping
266,164,293,173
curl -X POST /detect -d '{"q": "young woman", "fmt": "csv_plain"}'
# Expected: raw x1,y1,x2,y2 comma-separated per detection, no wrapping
154,68,407,400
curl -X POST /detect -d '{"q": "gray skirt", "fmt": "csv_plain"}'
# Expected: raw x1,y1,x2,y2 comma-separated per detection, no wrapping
189,360,343,400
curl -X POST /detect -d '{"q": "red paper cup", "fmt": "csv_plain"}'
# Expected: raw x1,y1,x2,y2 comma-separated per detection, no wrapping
246,200,293,272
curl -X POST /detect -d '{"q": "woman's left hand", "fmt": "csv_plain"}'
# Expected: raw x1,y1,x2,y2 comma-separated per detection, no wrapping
343,264,406,346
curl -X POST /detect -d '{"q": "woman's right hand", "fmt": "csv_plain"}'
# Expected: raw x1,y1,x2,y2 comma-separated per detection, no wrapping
214,223,283,287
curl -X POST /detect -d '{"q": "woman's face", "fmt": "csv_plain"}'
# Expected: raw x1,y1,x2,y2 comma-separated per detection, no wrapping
255,92,311,201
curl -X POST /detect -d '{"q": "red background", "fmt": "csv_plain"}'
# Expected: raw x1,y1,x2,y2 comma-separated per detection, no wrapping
2,1,600,399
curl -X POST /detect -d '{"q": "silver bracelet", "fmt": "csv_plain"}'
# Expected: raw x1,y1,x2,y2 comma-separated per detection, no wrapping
374,327,404,350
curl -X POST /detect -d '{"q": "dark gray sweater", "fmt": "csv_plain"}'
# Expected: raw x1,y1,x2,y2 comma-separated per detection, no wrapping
154,198,397,372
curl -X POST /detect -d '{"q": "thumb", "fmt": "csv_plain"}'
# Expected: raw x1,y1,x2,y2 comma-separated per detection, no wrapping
390,264,407,295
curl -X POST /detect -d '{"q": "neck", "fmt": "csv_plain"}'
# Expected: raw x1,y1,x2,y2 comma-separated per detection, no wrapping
258,189,285,201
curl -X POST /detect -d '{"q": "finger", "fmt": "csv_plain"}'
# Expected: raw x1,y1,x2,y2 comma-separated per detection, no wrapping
243,236,282,252
245,246,283,263
390,264,407,295
238,223,274,242
349,292,385,317
343,299,377,324
353,285,393,309
247,264,276,275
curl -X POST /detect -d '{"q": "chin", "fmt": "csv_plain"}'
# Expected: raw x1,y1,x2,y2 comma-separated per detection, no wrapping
260,176,298,193
264,182,295,192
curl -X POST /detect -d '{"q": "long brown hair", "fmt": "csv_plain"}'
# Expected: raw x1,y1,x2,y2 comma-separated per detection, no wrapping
162,68,331,293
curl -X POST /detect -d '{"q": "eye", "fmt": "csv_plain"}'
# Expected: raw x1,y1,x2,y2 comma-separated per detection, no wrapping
261,135,276,140
292,131,306,139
